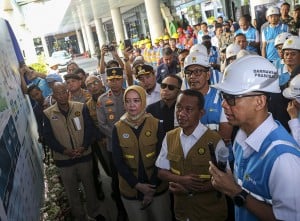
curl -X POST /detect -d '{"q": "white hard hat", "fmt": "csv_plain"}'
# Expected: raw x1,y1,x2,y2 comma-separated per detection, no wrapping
48,59,59,68
236,49,251,59
283,75,300,99
211,55,280,95
266,6,280,17
282,36,300,50
190,44,208,56
274,32,292,47
184,51,210,70
226,44,241,59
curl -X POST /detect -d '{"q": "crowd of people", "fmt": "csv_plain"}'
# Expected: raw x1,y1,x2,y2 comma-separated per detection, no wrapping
18,2,300,221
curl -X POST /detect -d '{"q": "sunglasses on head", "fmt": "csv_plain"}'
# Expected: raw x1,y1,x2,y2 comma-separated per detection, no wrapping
161,83,179,91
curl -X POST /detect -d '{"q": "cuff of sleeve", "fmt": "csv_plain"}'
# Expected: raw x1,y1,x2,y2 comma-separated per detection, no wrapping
288,118,299,128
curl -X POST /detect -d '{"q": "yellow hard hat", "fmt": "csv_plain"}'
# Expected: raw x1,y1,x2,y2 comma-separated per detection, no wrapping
171,33,179,39
163,35,170,40
154,38,160,44
144,38,151,44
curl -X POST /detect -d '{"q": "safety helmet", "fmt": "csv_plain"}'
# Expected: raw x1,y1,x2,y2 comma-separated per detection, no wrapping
236,49,251,59
154,38,160,44
189,44,208,56
274,32,292,47
266,6,280,17
282,36,300,50
283,74,300,99
184,51,210,70
171,33,179,39
144,38,151,44
226,44,241,59
211,55,280,95
163,35,170,40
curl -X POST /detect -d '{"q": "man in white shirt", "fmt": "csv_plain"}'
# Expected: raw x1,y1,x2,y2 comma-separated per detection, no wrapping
156,89,228,221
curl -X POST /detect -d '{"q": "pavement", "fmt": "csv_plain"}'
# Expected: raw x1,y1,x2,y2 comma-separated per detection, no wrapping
95,161,118,221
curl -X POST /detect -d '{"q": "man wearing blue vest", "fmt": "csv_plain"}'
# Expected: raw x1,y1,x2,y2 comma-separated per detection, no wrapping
235,16,260,53
261,6,289,63
209,55,300,221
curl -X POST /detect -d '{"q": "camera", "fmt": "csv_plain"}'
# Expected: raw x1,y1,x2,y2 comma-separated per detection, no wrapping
107,44,115,51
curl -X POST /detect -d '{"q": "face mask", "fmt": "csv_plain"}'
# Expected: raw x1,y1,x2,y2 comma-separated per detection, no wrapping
295,97,300,104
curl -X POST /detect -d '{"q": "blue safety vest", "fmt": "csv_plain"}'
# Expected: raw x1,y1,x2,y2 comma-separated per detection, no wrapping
201,87,222,131
235,27,258,53
210,69,222,85
234,122,300,221
263,24,288,62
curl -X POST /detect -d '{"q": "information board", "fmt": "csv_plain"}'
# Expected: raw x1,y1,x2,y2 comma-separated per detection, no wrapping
0,18,43,221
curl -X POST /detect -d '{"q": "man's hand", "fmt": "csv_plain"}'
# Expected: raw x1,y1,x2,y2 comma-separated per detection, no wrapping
63,149,76,158
73,147,86,157
287,100,300,119
178,174,205,192
123,47,133,60
169,182,187,194
101,45,108,56
135,183,156,196
209,161,241,197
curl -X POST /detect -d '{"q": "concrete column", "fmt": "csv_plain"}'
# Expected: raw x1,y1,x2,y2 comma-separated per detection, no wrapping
41,36,50,58
144,0,164,42
94,18,106,46
76,29,84,54
110,7,125,44
123,22,128,40
84,24,95,55
90,0,106,47
77,7,89,52
82,9,95,55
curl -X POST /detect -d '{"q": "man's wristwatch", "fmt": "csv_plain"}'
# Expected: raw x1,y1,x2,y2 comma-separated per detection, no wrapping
233,189,249,207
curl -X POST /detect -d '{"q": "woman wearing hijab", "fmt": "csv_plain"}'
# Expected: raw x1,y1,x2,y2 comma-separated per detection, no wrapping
111,85,172,221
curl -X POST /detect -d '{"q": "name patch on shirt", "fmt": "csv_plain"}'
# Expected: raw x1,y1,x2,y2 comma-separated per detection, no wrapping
105,99,114,106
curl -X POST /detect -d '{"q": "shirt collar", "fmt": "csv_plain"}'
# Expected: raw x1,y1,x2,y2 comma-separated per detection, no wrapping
243,114,278,152
180,122,207,139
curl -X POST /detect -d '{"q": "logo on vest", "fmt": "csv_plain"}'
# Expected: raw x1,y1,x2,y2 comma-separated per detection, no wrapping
123,133,129,138
75,111,81,117
198,147,205,155
245,174,256,185
51,115,58,120
145,130,151,137
108,114,115,120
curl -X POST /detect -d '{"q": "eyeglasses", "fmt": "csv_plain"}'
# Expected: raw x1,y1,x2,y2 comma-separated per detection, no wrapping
185,68,209,77
86,80,100,89
161,83,179,91
221,92,265,106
